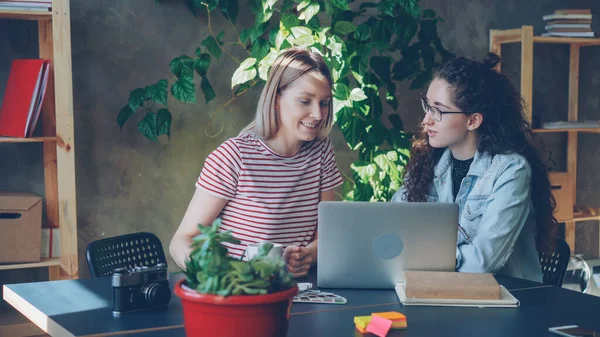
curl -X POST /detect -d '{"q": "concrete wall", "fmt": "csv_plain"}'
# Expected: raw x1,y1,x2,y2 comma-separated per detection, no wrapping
1,0,599,279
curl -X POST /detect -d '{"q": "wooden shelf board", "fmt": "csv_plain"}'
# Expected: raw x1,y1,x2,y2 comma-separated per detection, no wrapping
573,215,600,222
0,9,51,20
0,136,57,143
533,128,600,133
0,307,43,337
492,29,600,46
0,258,60,271
534,36,600,46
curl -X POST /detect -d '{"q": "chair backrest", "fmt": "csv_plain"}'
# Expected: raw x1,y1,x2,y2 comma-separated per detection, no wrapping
86,232,167,278
539,238,571,287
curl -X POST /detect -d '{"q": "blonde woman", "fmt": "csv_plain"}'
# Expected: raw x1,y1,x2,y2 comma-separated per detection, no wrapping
170,48,343,278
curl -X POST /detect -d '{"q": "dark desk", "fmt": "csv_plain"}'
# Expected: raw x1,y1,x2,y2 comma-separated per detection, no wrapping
4,271,597,337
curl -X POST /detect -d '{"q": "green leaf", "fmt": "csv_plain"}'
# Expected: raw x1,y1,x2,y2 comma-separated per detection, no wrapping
251,38,270,60
354,23,370,41
400,0,420,18
234,81,254,96
420,44,435,70
201,36,222,60
171,75,196,103
410,71,432,90
239,28,252,45
269,27,280,45
334,20,357,35
388,114,404,131
281,13,300,30
306,15,321,31
385,81,398,111
394,14,418,48
156,108,172,139
250,23,268,43
370,56,391,84
128,88,146,111
392,58,420,81
138,111,158,141
219,0,238,24
248,0,261,13
338,107,364,150
145,80,168,105
418,18,438,42
333,83,350,100
117,105,134,129
194,53,211,76
423,9,436,19
200,77,216,103
329,0,350,10
281,0,295,12
169,55,194,77
377,0,396,17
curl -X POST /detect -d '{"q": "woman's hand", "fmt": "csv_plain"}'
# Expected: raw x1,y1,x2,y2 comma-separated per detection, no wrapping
283,245,314,278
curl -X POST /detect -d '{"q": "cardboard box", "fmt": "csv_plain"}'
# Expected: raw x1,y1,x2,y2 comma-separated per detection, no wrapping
549,172,574,222
0,192,42,263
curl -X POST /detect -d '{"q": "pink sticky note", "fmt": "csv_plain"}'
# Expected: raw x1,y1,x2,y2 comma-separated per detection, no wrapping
365,315,393,337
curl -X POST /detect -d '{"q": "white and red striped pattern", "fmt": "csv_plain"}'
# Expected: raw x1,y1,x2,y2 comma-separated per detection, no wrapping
196,133,343,259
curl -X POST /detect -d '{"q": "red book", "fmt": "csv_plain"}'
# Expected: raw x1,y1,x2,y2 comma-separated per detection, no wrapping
0,59,50,138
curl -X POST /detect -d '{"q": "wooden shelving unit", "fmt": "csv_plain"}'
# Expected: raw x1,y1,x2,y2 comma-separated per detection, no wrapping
1,0,78,336
490,25,600,253
0,136,58,143
0,9,51,21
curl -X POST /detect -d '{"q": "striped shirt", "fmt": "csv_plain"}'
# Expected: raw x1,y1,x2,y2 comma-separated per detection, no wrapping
196,133,343,259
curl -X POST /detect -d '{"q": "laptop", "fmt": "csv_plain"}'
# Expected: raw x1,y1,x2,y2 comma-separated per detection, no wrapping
317,201,459,289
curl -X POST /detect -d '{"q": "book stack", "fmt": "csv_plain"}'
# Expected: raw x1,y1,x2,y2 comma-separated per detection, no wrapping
543,9,595,38
0,59,51,138
0,0,51,12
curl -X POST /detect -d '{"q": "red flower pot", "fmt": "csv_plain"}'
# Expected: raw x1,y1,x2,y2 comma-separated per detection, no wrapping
174,279,298,337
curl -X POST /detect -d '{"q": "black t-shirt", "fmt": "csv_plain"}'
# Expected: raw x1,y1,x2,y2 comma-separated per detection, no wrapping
452,156,474,201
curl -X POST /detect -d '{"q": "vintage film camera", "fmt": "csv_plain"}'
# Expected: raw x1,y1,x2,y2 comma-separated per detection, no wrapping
112,263,172,315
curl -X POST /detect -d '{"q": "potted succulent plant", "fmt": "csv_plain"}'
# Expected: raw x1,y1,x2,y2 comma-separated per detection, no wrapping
174,218,298,337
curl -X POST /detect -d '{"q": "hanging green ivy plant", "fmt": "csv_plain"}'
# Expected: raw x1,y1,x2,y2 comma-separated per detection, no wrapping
117,0,455,202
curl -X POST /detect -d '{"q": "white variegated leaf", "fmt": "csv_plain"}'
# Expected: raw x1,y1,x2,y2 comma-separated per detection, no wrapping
292,34,315,47
291,26,312,39
231,58,258,88
299,3,320,23
349,88,367,101
263,0,278,10
296,0,310,11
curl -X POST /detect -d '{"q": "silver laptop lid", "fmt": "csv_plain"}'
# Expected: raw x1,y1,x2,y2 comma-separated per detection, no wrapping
317,201,459,289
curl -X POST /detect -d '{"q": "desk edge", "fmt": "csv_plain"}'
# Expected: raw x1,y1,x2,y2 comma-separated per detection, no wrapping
3,284,76,337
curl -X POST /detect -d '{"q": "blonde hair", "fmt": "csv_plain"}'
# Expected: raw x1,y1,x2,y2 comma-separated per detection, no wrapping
240,48,334,141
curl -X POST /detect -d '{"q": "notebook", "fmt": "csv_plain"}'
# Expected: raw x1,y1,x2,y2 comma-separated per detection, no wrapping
395,271,520,308
395,283,520,308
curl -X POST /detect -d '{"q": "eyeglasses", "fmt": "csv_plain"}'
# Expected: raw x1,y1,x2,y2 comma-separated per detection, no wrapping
420,97,469,122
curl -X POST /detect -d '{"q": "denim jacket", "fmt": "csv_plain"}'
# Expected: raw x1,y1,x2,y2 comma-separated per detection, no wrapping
392,148,542,282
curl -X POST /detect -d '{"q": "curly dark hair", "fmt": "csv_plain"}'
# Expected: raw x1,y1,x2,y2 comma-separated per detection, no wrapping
402,53,558,253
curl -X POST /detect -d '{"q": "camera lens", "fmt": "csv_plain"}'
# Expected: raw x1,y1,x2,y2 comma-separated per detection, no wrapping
142,283,171,306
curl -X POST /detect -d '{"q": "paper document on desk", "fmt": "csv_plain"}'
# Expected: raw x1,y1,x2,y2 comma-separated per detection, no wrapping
395,283,520,308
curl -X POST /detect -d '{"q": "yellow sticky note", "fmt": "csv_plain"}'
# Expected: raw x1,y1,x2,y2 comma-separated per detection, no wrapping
353,316,372,329
355,323,367,334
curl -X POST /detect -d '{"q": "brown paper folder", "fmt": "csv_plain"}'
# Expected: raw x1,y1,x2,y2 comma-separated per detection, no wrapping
405,271,501,300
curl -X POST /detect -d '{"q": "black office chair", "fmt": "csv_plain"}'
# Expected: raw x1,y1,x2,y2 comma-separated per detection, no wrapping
539,238,571,287
86,232,167,278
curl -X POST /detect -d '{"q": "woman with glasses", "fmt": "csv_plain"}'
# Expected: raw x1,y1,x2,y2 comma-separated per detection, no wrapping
392,53,558,282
